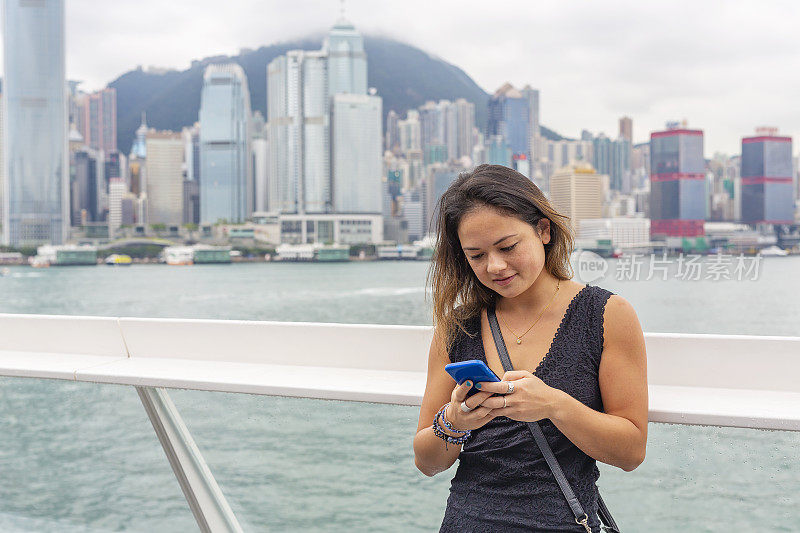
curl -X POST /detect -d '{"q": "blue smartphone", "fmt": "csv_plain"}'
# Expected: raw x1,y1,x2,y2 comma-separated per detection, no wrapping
445,360,501,397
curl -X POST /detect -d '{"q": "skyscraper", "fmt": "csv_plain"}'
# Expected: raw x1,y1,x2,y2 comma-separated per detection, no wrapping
385,109,400,153
549,163,605,234
592,134,631,192
619,116,633,142
2,0,68,245
488,83,530,160
649,127,706,239
324,17,367,96
268,17,381,218
522,86,540,164
398,110,421,153
145,131,184,225
740,130,794,225
82,88,117,154
199,63,252,224
268,50,330,214
455,99,476,160
331,93,382,213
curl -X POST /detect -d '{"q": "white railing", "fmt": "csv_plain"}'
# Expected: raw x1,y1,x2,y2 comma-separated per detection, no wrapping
2,313,799,531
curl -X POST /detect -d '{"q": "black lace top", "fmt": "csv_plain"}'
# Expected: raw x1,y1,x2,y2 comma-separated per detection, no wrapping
440,284,615,533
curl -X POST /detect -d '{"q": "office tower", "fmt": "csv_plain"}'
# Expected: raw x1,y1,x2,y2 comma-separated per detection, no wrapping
332,94,382,213
398,110,422,153
324,17,367,96
252,136,269,213
649,126,706,239
108,178,127,233
145,131,184,225
82,88,117,154
2,0,68,245
268,16,381,218
182,179,199,225
182,123,201,183
488,83,529,160
268,49,330,214
619,116,633,142
385,110,400,153
70,150,99,226
740,130,794,224
521,86,540,164
592,134,631,192
199,64,252,223
549,163,605,233
419,101,440,150
455,99,476,160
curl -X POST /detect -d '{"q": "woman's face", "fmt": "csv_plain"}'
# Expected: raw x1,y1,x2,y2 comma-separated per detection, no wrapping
457,205,551,297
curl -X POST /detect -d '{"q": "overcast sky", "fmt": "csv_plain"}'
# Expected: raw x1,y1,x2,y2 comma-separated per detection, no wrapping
2,0,799,155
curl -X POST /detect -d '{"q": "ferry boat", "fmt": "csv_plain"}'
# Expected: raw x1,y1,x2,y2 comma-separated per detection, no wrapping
31,245,97,266
162,246,194,265
759,245,789,257
104,254,133,266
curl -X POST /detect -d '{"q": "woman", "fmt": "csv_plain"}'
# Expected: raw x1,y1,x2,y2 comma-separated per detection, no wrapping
413,164,648,532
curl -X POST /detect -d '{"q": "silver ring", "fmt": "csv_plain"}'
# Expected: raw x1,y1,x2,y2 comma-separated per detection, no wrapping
460,401,473,413
503,396,507,408
507,381,515,394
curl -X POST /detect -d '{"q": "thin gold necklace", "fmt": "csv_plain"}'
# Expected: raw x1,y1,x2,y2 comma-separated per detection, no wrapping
497,279,560,345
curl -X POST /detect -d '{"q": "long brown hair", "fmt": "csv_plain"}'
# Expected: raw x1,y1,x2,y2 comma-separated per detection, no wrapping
427,164,574,352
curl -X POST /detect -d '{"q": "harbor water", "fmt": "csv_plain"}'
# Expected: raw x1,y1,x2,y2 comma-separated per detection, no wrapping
1,257,799,532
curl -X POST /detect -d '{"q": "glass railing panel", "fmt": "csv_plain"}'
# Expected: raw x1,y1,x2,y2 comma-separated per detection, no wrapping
171,390,800,531
0,377,196,532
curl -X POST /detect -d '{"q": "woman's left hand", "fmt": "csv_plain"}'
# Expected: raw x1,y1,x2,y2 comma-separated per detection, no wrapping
474,370,565,422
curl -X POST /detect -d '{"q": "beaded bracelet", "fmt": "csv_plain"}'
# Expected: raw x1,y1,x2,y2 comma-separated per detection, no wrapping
432,403,470,449
437,403,468,434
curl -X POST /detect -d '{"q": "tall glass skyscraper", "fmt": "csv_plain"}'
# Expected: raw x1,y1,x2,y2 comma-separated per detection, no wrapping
740,134,794,224
199,63,252,223
488,83,530,160
324,18,367,97
2,0,68,245
649,128,706,238
331,94,382,213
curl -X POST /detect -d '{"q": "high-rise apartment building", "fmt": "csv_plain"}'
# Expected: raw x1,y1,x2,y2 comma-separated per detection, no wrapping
199,64,252,223
82,88,117,154
649,127,706,239
740,130,794,224
592,134,631,192
455,99,476,160
619,116,633,142
2,0,68,245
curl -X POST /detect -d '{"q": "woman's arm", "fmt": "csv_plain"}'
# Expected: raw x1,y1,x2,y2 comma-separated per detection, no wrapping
478,295,648,471
413,327,495,476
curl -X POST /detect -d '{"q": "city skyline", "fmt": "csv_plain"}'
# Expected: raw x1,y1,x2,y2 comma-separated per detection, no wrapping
0,1,797,155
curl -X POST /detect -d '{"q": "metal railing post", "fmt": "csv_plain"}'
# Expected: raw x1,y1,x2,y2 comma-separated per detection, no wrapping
136,386,243,533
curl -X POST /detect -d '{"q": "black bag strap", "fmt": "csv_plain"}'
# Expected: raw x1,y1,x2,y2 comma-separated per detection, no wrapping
487,306,620,533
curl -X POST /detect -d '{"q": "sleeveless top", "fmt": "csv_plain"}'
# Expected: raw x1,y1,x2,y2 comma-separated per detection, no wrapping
440,283,615,533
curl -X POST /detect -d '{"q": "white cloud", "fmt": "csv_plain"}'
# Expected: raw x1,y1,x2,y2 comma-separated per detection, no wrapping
1,0,799,154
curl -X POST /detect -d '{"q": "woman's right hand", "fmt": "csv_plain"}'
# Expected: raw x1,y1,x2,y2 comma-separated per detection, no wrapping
443,380,496,433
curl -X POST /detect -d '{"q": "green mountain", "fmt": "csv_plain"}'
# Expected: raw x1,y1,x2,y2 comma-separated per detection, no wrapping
110,35,565,154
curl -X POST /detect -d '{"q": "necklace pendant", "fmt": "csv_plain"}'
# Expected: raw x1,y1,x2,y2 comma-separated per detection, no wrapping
516,339,522,345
